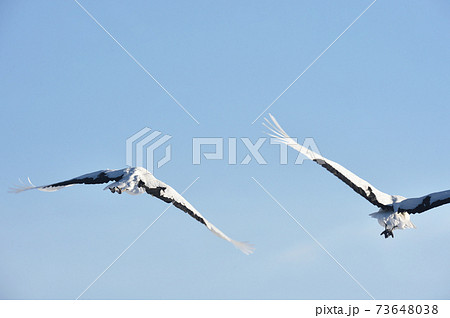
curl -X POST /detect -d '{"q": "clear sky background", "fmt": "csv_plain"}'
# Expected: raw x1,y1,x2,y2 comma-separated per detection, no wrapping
1,0,449,300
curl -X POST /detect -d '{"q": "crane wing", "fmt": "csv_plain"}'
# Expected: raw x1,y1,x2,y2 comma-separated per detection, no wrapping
264,114,395,209
10,169,125,193
137,177,255,255
398,190,450,214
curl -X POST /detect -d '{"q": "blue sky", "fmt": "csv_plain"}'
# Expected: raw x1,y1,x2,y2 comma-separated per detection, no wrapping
1,0,450,299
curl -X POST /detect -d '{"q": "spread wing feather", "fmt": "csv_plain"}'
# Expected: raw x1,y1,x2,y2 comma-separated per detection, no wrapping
10,170,125,193
398,190,450,214
137,179,255,255
264,114,395,209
